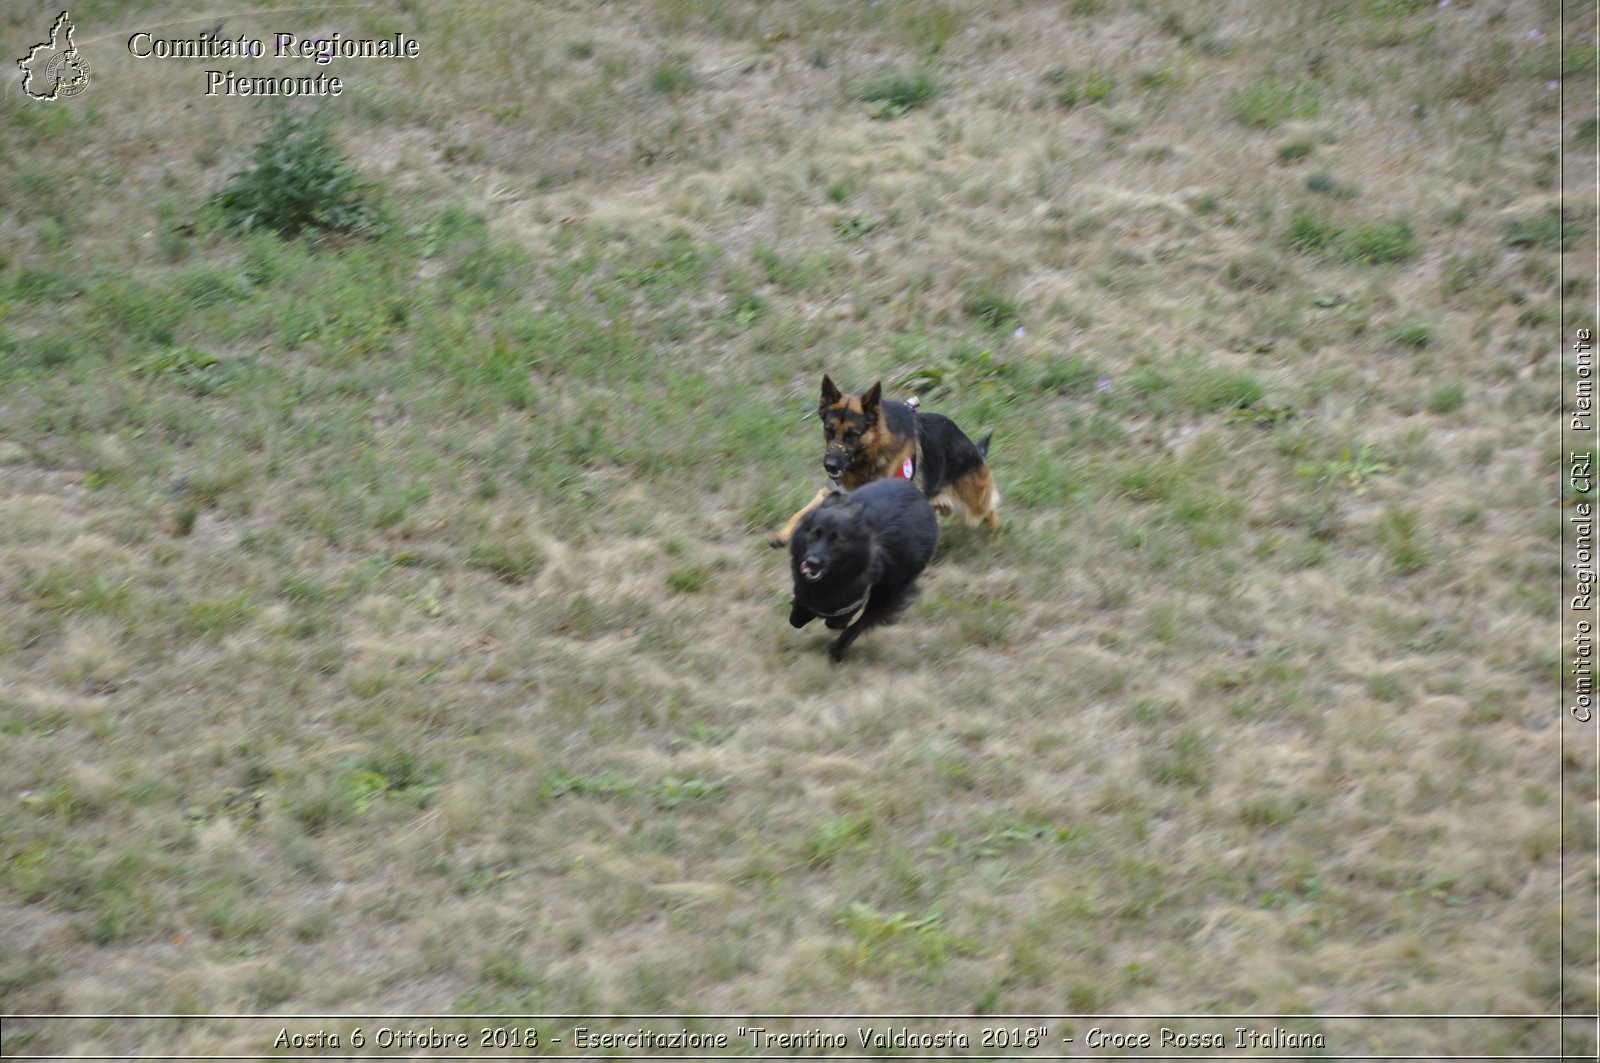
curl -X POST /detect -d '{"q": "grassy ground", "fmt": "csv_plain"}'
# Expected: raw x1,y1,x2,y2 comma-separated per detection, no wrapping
1,0,1594,1057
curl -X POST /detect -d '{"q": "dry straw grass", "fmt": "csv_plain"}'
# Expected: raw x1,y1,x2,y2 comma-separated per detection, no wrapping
0,0,1593,1057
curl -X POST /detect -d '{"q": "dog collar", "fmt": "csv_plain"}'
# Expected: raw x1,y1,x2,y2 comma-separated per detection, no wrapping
891,456,914,480
812,590,870,619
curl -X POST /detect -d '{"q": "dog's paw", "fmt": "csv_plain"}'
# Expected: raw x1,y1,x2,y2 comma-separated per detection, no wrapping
827,642,848,663
766,531,789,549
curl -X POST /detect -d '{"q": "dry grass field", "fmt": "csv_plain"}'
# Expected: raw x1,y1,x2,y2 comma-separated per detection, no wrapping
1,0,1596,1058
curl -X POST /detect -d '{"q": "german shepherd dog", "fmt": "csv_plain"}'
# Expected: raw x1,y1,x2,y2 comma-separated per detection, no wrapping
769,375,1000,548
789,479,939,662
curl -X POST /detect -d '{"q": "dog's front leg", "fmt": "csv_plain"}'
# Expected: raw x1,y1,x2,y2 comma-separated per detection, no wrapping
768,486,834,548
827,623,863,662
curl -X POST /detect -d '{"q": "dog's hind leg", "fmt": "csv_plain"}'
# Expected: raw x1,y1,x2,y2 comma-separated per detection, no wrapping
827,582,920,662
951,468,1001,529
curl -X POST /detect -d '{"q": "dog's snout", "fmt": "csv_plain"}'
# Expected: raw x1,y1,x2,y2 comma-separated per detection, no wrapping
823,453,846,475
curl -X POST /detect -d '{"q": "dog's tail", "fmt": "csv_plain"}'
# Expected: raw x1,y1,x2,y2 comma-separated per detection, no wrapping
976,433,992,458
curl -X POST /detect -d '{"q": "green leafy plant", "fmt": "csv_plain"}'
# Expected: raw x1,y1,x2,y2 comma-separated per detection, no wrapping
1299,444,1392,493
211,109,377,237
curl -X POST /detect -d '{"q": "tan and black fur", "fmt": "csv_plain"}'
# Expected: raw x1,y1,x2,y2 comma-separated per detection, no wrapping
769,374,1000,547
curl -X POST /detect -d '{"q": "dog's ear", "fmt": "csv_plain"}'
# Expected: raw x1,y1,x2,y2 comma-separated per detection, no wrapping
820,374,842,406
860,381,883,423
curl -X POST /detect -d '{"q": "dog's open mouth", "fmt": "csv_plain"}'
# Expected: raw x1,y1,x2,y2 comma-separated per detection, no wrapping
800,560,826,582
824,468,842,481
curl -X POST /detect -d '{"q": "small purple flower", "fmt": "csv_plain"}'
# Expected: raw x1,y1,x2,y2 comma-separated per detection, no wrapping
1528,28,1543,40
1437,0,1448,7
1011,326,1025,340
1095,377,1113,395
1547,80,1559,91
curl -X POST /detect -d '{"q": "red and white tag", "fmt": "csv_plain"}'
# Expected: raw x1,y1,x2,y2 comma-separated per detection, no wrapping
893,456,914,480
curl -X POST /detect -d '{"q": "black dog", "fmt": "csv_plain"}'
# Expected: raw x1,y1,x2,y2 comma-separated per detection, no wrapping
788,479,938,662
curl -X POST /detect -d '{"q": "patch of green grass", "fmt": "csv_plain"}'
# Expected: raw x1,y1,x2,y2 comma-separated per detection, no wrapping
136,347,250,396
537,768,639,802
1362,0,1435,19
1378,505,1431,574
802,814,874,867
1123,357,1265,415
1520,42,1594,82
647,54,698,96
176,593,258,638
1440,252,1492,295
89,277,184,346
1277,138,1316,163
665,563,710,593
1135,66,1180,92
8,265,82,303
1045,67,1118,108
833,213,879,241
1504,208,1571,250
23,568,133,616
751,242,839,291
1426,383,1465,414
1284,210,1418,265
1022,353,1100,395
1305,170,1358,198
652,775,726,808
836,904,968,973
1385,320,1432,348
1284,206,1343,254
895,336,1012,400
851,67,943,118
1222,251,1289,292
196,879,277,942
1239,793,1309,827
0,331,87,374
1339,220,1419,265
177,264,251,308
961,285,1020,330
923,592,1019,647
287,753,439,833
466,537,545,584
896,1,961,55
1230,77,1321,128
